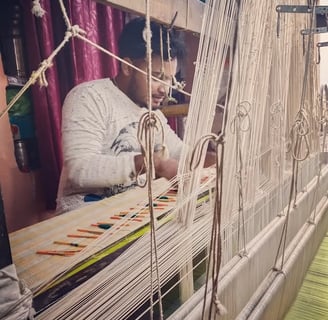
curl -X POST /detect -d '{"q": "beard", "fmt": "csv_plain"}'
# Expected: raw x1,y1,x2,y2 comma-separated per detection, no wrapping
127,71,166,109
127,72,148,108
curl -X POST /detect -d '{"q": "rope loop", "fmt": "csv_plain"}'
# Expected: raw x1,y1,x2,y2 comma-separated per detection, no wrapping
189,133,222,171
270,101,283,130
136,112,166,186
288,113,311,161
294,118,309,137
138,111,165,143
230,101,251,134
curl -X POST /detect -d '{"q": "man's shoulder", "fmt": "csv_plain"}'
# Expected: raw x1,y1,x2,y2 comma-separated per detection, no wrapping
71,78,113,92
64,78,118,104
154,109,168,123
63,78,118,110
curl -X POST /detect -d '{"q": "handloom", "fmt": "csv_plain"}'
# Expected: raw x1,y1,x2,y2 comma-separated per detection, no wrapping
4,0,328,319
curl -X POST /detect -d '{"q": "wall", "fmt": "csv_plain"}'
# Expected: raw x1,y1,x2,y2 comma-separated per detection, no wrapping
0,56,51,232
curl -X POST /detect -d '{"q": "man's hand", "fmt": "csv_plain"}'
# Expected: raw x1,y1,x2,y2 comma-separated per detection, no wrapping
154,156,178,180
134,153,178,180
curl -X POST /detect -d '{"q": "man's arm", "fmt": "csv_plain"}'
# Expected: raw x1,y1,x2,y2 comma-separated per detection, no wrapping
62,83,138,189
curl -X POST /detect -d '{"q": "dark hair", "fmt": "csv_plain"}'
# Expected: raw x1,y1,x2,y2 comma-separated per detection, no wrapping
118,17,185,61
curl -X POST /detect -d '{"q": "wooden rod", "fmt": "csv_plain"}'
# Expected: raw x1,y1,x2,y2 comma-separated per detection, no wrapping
161,103,189,117
95,0,204,34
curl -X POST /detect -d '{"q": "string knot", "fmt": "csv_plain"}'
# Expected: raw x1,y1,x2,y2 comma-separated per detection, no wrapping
172,78,186,91
65,25,87,42
288,109,310,161
213,294,227,316
294,119,309,137
217,133,225,145
69,25,87,37
38,59,53,87
31,0,45,17
230,101,251,134
270,101,283,129
148,115,158,128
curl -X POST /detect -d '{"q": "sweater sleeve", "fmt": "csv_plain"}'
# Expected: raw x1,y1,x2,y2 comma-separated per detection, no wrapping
61,84,138,190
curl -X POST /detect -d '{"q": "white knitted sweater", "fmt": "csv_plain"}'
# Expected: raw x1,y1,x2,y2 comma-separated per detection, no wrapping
56,78,183,213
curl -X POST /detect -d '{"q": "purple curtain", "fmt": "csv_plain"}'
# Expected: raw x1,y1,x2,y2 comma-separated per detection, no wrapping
20,0,124,209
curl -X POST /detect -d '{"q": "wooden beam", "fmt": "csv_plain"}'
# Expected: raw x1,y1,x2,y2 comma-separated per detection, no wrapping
161,103,189,117
95,0,205,33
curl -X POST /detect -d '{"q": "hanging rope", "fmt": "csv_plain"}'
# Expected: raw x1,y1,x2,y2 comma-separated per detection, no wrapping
143,1,164,318
273,0,317,272
190,132,227,319
230,101,251,255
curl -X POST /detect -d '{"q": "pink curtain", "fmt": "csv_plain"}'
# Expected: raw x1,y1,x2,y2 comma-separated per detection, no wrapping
20,0,124,209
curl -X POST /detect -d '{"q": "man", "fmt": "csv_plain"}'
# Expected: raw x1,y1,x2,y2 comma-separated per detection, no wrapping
56,17,187,213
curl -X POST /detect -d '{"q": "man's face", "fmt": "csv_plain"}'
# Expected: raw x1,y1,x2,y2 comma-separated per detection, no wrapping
127,55,178,109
